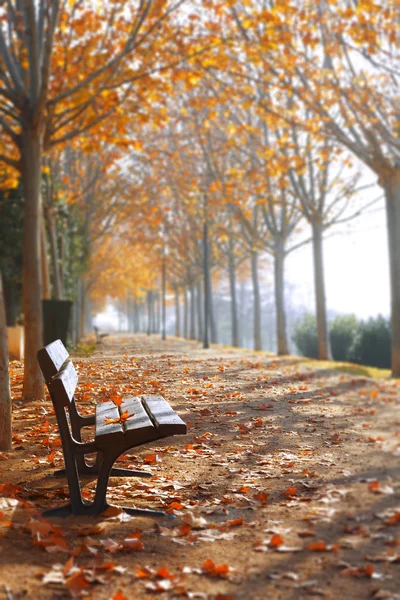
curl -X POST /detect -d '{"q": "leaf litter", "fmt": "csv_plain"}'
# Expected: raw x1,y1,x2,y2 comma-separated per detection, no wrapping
3,333,400,599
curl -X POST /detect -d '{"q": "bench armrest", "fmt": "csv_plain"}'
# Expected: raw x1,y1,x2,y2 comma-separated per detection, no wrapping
77,414,95,427
72,440,98,455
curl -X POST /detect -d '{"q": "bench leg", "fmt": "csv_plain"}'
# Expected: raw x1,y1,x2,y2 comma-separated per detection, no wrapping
43,454,167,518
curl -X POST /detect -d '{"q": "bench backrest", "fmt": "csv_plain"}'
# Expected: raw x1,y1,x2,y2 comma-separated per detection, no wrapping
37,340,79,426
37,339,70,383
37,340,83,508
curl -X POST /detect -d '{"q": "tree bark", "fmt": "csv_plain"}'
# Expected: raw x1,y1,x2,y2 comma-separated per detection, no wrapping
0,273,12,450
209,274,218,344
251,250,262,351
21,128,44,400
189,284,196,340
183,287,189,339
228,239,239,347
203,221,210,349
45,206,64,300
41,215,50,300
274,242,289,355
174,287,181,337
154,293,160,334
384,175,400,376
161,255,166,341
312,222,331,360
196,280,203,341
80,282,87,340
4,283,17,327
147,291,151,336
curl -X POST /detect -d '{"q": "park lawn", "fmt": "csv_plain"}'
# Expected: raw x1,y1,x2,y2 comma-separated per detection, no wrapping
1,334,400,600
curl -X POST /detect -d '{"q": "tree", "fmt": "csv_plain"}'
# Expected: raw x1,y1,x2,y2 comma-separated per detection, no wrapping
0,0,194,398
228,0,400,373
0,273,12,450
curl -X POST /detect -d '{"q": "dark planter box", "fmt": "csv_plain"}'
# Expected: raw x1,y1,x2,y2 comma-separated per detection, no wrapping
42,299,73,347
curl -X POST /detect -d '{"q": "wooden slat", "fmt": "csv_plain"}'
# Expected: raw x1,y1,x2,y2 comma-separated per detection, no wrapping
95,403,124,447
37,339,69,382
141,395,187,436
120,397,157,444
49,360,78,405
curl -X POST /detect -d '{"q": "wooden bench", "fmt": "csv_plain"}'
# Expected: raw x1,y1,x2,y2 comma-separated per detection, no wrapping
37,339,187,518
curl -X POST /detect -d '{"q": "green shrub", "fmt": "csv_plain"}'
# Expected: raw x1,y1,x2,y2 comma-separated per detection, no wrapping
351,315,391,369
292,313,318,358
293,313,391,369
330,314,359,362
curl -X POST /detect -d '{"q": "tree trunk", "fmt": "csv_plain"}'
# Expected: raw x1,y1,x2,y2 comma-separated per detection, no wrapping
209,274,218,344
133,297,138,333
274,242,289,355
251,250,262,351
203,221,210,349
0,273,12,450
41,215,50,300
312,222,331,360
183,287,189,338
147,291,151,336
46,207,63,300
21,128,44,400
161,256,166,341
189,284,196,340
196,280,203,341
175,287,181,337
228,240,239,347
385,176,400,376
154,294,159,333
4,282,17,327
80,283,87,340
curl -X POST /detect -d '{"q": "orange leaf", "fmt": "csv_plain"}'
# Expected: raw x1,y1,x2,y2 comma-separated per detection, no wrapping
144,453,161,464
282,487,297,498
66,572,90,595
308,541,327,551
202,559,230,577
254,492,269,505
111,394,123,407
112,592,129,600
136,567,152,579
122,537,144,551
368,481,379,492
225,517,244,527
269,534,284,548
157,566,174,579
364,564,374,577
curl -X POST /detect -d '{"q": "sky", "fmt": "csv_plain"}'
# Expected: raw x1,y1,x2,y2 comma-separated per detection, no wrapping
286,193,390,319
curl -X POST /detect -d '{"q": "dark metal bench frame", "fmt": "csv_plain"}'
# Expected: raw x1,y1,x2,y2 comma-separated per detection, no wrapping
37,339,186,518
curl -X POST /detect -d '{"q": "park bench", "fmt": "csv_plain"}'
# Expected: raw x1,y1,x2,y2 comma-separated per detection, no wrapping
37,339,187,518
93,325,109,344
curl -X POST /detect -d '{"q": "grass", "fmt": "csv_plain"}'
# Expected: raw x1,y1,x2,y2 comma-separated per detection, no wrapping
71,342,97,357
305,358,392,380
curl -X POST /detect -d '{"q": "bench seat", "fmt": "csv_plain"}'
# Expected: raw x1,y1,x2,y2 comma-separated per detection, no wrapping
94,395,187,447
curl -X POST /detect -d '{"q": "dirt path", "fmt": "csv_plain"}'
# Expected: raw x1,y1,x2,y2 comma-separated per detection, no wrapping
1,334,400,600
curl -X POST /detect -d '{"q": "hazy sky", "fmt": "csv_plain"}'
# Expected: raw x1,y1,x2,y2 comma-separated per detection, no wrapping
287,194,389,319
